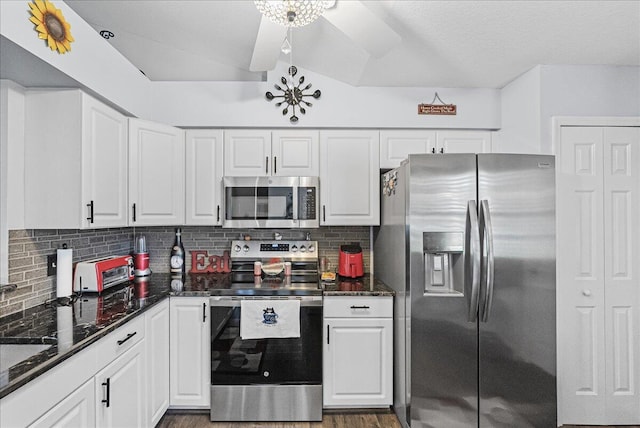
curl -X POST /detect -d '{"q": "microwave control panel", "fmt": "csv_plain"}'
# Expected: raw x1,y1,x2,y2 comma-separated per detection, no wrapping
298,187,317,220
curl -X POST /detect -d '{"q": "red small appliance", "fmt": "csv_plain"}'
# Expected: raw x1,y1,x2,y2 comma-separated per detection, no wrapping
338,243,364,278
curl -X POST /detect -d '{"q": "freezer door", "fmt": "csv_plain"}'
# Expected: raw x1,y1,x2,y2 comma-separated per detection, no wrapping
408,154,479,428
477,154,556,427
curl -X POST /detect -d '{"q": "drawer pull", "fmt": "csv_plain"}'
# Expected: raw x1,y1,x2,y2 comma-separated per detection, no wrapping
350,305,370,309
117,331,137,346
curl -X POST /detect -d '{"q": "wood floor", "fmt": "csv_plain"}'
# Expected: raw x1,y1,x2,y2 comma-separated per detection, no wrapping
157,411,402,428
158,412,640,428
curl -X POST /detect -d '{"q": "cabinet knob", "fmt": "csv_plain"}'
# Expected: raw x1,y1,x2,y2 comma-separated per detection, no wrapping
582,289,592,297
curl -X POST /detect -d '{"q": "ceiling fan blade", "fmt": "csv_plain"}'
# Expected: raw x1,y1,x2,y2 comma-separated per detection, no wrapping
250,16,288,72
322,1,401,58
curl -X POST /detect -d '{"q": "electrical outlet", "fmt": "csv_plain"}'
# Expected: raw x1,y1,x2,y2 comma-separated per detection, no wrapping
47,254,57,276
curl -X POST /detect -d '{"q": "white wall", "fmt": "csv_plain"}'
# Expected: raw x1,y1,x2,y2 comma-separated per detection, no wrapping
494,66,541,153
539,65,640,154
151,62,501,129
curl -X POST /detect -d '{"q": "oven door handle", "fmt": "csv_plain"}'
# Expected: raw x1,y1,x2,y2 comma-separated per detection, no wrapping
209,296,322,307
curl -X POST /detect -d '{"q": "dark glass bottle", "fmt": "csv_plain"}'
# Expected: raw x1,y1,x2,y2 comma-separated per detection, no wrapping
170,228,185,275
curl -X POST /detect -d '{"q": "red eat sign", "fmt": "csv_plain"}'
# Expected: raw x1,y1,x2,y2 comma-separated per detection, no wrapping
190,250,231,273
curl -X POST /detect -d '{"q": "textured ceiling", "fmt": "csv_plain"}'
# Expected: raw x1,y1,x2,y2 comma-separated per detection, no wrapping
58,0,640,88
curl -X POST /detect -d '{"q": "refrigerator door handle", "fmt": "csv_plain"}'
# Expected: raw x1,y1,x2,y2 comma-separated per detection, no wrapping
464,200,481,322
479,199,495,322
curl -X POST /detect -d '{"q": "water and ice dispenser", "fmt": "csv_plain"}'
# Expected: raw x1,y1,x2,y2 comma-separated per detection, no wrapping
423,232,464,295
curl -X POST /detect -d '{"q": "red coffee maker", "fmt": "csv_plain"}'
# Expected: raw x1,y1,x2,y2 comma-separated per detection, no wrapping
338,243,364,278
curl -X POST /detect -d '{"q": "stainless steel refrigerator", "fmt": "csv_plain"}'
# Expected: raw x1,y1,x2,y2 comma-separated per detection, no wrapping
374,154,556,428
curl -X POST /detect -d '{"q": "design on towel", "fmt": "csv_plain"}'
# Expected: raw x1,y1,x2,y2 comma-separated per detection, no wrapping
262,307,278,325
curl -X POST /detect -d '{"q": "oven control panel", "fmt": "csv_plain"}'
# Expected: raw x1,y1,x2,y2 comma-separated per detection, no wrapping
231,240,317,259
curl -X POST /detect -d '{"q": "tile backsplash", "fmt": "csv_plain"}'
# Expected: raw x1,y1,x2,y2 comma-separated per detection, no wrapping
2,226,370,317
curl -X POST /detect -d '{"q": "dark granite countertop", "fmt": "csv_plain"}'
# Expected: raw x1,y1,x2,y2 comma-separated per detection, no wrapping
321,274,395,296
0,277,170,399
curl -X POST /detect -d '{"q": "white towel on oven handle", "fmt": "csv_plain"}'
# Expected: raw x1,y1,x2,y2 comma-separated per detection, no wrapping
240,299,301,339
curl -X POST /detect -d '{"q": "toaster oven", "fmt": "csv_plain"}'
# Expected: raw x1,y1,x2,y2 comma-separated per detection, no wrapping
73,255,134,293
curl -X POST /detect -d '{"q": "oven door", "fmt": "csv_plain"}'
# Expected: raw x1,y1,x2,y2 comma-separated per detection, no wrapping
210,295,322,385
223,176,299,228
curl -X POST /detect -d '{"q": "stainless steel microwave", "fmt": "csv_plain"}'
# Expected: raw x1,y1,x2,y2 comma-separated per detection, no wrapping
222,176,319,228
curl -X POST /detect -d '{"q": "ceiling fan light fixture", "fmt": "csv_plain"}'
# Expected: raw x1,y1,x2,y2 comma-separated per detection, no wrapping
254,0,330,27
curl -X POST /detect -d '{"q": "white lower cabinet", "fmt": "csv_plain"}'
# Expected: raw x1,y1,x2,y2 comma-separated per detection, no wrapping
30,379,96,428
145,300,170,426
169,297,211,408
323,296,393,408
95,340,146,428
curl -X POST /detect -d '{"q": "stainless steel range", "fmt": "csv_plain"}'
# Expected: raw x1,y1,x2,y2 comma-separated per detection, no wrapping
209,240,322,422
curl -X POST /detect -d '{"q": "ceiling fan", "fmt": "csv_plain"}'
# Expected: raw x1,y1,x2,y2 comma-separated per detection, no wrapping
250,0,401,72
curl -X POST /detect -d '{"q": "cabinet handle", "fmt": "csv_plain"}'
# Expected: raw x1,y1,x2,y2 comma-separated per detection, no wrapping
203,302,207,323
265,157,269,175
431,148,436,154
274,156,277,174
117,331,137,346
217,205,221,223
102,378,110,407
323,205,326,222
132,203,137,222
327,325,330,345
350,305,370,309
440,148,444,154
86,200,94,224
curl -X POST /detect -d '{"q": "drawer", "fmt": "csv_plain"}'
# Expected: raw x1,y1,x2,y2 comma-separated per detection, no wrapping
94,314,145,369
323,296,392,318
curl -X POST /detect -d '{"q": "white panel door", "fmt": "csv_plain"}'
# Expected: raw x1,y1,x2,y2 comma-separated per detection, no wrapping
323,318,393,407
185,130,224,225
129,119,185,225
30,379,95,428
320,130,380,225
379,130,436,169
169,297,211,408
223,130,270,176
602,127,640,423
558,126,640,425
436,130,492,153
272,130,319,176
558,126,606,423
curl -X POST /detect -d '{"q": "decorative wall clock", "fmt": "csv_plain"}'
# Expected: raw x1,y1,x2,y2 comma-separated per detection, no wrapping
28,0,74,54
265,66,321,123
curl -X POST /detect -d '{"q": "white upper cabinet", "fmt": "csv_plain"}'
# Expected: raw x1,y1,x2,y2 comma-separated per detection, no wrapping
224,129,319,176
185,130,224,225
380,130,492,169
24,90,128,229
128,119,185,226
380,130,436,169
320,130,380,226
436,130,492,154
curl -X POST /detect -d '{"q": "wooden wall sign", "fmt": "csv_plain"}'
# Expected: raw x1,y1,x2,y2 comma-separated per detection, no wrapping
418,92,457,115
190,250,231,273
418,104,457,115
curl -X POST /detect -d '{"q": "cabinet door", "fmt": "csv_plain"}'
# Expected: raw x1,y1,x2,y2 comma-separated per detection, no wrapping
323,318,393,407
223,130,271,176
30,379,95,428
169,297,211,408
95,341,146,428
272,130,319,176
436,130,492,153
129,119,185,225
145,300,170,427
186,130,224,225
81,94,128,228
379,130,436,169
320,130,380,225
